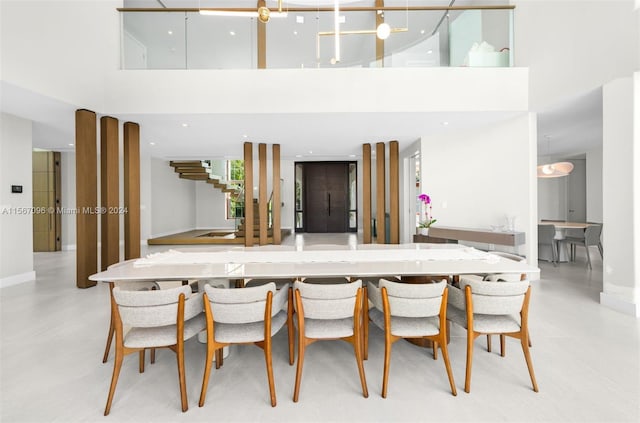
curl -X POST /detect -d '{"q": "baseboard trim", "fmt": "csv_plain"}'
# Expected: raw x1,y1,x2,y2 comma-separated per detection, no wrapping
600,292,639,317
0,271,36,288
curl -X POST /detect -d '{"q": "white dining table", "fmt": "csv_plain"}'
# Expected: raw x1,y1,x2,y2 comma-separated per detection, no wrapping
89,243,538,283
539,221,592,262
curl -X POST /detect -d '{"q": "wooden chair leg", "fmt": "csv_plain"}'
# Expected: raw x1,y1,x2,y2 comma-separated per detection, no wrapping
287,288,295,365
176,340,188,412
432,341,438,360
293,339,306,402
102,317,114,363
139,350,145,373
521,336,539,392
439,337,457,396
198,344,216,407
353,330,369,398
264,341,277,407
486,334,492,352
500,334,506,357
104,347,124,416
215,349,222,370
381,334,392,398
464,331,474,393
363,288,369,360
150,348,156,364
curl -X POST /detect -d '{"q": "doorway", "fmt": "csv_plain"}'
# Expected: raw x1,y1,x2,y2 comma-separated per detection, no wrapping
32,151,61,251
295,162,357,233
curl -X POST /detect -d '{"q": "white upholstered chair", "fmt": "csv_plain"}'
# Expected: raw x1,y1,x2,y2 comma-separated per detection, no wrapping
292,280,368,402
366,279,457,398
447,279,538,393
538,224,558,266
557,224,603,269
199,282,291,408
458,251,528,353
102,279,159,364
104,285,205,415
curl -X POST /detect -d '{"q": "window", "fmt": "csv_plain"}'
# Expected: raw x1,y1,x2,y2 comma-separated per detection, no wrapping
225,160,244,219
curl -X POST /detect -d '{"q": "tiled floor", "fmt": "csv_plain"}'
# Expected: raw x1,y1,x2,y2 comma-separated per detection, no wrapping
1,235,638,422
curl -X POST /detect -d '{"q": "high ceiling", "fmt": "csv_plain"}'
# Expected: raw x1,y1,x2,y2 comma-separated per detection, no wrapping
1,0,602,160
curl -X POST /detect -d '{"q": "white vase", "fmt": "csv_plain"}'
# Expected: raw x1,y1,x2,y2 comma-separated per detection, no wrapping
420,228,429,236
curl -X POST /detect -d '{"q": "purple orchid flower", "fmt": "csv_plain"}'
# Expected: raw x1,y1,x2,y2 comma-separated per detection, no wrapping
418,194,431,204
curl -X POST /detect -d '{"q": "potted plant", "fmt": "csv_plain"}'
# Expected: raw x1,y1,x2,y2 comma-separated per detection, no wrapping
418,193,437,235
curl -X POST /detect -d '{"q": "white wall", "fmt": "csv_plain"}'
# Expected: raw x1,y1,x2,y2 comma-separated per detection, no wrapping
420,113,537,261
1,0,121,111
586,147,603,223
512,0,639,111
195,183,233,230
0,113,35,286
149,158,196,237
601,77,639,316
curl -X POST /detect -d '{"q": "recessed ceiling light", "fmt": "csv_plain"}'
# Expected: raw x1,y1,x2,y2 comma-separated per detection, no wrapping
182,123,188,127
68,143,74,146
420,29,425,34
295,154,303,158
427,50,433,54
149,142,156,146
442,121,449,126
229,31,236,36
308,150,313,154
296,15,304,24
168,30,173,35
293,30,298,35
349,154,356,158
243,134,248,138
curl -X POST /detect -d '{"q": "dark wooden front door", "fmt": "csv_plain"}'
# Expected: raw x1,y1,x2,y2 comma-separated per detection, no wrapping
304,162,349,233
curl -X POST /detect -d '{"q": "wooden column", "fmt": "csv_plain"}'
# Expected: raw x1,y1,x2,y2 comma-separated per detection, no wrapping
257,0,266,69
100,116,120,271
375,0,384,66
258,143,268,245
244,142,254,247
75,109,98,288
272,144,281,245
376,142,386,244
123,122,140,260
389,140,399,244
362,144,372,244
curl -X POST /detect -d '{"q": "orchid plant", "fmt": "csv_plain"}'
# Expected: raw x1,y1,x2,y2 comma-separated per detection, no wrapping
418,193,437,228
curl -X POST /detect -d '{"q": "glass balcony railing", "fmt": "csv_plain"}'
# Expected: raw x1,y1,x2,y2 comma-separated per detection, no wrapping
120,5,514,70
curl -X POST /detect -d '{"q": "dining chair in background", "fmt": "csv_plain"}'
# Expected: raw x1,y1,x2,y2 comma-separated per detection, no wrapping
292,280,368,402
199,282,291,408
447,279,538,394
366,279,457,398
104,285,205,415
537,224,558,266
557,224,603,270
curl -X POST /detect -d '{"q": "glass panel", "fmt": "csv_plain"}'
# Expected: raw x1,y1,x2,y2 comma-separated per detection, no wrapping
267,11,376,68
296,212,304,229
122,8,513,69
295,164,303,211
349,211,357,229
186,13,256,69
349,163,356,210
122,12,187,69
